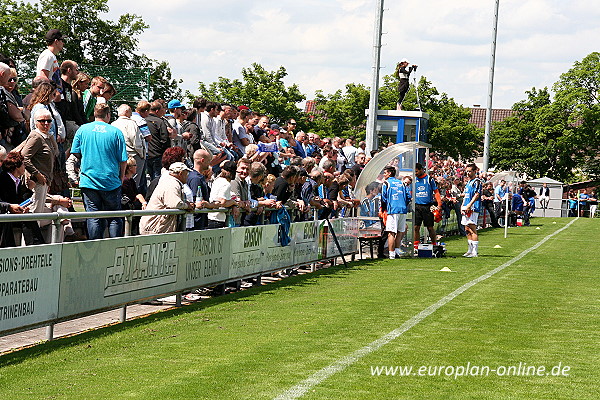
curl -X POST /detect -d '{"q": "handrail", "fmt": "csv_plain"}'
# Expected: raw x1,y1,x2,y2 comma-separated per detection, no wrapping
0,206,286,223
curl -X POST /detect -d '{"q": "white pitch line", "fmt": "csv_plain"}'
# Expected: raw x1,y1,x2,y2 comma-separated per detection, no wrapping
274,218,578,400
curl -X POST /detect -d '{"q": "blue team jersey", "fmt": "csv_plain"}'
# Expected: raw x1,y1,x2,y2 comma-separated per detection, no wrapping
462,178,483,213
414,174,437,205
512,193,524,211
381,177,410,214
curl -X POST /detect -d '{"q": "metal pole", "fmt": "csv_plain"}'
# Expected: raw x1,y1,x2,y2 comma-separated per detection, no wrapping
365,0,385,154
504,187,509,238
124,214,132,237
121,213,133,322
51,218,62,244
47,216,63,340
482,0,500,173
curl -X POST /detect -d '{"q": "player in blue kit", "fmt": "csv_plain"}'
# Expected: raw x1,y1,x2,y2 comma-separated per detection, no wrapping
381,166,411,259
413,163,443,250
461,163,483,257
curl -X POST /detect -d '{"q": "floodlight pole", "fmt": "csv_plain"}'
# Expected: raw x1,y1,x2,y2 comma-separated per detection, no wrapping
366,0,385,154
482,0,500,173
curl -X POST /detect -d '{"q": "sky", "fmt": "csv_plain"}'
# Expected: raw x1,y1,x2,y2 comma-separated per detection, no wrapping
104,0,600,109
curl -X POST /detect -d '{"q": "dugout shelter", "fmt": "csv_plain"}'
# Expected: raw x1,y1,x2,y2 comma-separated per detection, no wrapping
355,142,432,254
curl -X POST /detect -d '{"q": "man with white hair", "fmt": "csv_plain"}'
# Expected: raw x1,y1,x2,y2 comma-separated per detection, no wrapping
112,104,146,189
0,62,10,86
0,63,11,131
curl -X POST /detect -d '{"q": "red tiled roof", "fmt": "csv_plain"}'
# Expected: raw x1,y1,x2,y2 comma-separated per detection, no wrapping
304,100,316,114
469,108,514,129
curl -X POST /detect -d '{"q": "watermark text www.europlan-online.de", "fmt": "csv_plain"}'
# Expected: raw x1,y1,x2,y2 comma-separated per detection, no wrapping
370,362,571,379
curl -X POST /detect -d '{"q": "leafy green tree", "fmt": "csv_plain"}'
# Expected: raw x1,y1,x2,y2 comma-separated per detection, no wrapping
490,88,578,181
491,52,600,182
309,83,370,139
192,63,305,126
0,0,179,101
553,52,600,179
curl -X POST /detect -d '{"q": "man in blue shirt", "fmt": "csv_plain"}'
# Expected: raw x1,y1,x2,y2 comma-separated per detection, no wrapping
461,163,483,257
413,162,442,249
71,103,128,239
381,166,411,259
493,179,508,219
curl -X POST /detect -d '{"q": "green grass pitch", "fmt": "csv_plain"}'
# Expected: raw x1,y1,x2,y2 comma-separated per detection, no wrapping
1,218,599,399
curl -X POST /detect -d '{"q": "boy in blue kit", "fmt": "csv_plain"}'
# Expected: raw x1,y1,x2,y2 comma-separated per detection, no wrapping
381,166,411,259
461,163,483,257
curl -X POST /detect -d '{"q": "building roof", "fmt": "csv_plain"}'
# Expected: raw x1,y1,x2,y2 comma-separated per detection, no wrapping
527,177,564,185
469,107,514,129
304,100,316,114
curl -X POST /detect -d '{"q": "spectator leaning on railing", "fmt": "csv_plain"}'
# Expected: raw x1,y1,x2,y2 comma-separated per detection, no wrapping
139,162,195,235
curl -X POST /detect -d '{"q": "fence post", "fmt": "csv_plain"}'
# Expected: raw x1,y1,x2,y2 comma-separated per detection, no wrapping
51,217,62,244
120,212,133,322
46,215,63,340
124,214,132,237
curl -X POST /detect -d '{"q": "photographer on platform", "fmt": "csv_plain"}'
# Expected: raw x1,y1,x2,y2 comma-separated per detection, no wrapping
394,58,417,110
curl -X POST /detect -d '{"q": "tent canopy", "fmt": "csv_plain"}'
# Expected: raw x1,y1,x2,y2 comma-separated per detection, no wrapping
488,171,524,185
527,176,564,186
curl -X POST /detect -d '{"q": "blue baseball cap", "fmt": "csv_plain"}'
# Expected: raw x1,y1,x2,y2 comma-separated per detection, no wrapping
168,99,185,109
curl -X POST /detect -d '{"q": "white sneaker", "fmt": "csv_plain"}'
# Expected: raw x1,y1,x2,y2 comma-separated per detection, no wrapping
389,252,396,259
465,253,478,258
462,252,472,257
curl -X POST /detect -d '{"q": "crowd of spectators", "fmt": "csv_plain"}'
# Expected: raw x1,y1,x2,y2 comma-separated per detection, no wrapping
0,29,597,251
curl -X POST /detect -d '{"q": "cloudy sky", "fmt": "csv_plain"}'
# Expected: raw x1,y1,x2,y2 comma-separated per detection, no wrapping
105,0,599,109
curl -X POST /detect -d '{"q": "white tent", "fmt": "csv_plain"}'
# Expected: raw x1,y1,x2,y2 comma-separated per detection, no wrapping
526,177,564,217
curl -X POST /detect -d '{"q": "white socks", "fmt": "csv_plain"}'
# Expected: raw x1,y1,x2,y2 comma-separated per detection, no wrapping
468,240,479,255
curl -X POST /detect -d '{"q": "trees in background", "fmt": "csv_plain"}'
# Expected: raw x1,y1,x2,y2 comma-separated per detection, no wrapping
307,73,481,160
0,0,180,100
192,63,305,126
491,52,600,182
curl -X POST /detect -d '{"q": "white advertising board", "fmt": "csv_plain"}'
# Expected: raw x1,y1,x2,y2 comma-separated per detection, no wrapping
0,244,62,333
183,228,230,289
58,233,187,318
291,221,320,265
229,225,267,278
262,224,294,270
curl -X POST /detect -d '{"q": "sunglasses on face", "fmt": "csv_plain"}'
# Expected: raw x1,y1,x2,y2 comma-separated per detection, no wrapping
8,77,17,83
37,119,53,124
